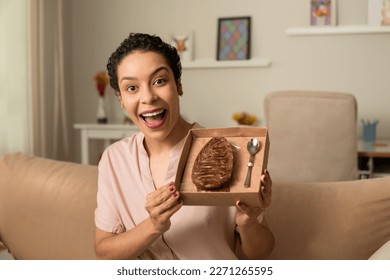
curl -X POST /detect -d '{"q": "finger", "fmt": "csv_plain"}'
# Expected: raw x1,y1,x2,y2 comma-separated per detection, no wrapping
260,186,271,209
265,169,272,186
261,170,272,194
261,170,272,187
148,188,181,218
150,196,183,225
236,201,262,217
236,200,246,211
148,197,182,233
161,198,183,218
146,182,177,208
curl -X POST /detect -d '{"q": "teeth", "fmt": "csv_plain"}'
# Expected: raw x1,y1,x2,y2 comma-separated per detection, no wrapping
141,109,164,118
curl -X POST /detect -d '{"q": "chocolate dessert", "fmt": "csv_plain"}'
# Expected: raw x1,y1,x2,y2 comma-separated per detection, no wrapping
192,137,234,190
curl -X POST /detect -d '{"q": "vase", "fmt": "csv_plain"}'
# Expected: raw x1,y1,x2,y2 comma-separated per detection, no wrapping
362,120,378,142
314,16,326,26
97,96,108,124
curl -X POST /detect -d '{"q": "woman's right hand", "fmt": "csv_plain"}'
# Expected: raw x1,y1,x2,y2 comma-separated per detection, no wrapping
145,182,182,234
95,182,182,260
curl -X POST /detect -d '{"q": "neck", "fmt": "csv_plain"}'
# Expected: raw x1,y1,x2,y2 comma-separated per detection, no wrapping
144,117,193,156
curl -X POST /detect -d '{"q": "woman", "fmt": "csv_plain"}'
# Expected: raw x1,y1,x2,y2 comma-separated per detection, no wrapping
94,33,274,260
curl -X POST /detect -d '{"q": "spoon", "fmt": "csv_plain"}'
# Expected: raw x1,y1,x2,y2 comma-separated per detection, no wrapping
244,138,261,188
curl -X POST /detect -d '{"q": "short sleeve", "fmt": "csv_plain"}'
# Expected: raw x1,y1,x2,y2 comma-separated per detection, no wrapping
94,150,125,234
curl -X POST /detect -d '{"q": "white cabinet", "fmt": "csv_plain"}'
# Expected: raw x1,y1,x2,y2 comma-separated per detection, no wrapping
74,123,138,165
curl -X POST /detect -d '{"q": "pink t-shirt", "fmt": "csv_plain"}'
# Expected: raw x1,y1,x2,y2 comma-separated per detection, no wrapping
95,129,238,260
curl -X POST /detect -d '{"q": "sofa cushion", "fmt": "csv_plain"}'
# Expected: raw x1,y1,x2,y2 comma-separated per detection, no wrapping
0,153,98,259
267,177,390,259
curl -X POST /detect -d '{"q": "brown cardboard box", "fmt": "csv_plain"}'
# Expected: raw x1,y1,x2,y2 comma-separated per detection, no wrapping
175,127,269,207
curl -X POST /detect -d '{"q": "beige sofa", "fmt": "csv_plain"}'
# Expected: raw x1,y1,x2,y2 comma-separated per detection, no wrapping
1,152,389,260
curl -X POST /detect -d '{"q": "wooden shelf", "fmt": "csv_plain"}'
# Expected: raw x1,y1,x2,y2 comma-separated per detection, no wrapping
286,25,390,36
182,57,271,69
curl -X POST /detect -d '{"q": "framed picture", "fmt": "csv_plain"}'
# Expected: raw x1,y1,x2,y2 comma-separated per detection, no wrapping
171,31,194,62
310,0,337,26
368,0,390,26
217,17,251,61
383,0,390,25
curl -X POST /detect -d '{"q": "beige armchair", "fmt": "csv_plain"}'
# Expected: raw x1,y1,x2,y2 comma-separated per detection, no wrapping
264,91,359,182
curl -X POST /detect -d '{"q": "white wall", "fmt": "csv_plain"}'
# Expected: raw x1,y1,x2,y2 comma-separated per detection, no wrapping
67,0,390,163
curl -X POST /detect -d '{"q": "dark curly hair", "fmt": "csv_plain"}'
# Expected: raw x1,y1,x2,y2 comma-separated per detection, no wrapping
107,33,182,94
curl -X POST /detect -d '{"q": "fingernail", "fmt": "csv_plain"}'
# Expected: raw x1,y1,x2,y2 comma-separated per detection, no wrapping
169,181,174,186
173,192,178,197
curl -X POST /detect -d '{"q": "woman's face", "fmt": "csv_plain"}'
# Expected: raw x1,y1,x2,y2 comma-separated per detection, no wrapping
117,51,182,142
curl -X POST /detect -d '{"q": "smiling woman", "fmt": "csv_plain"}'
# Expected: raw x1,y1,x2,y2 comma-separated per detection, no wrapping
115,51,183,136
94,33,274,260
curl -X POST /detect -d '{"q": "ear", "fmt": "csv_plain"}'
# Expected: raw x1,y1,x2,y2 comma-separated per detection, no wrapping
176,80,183,96
116,91,125,108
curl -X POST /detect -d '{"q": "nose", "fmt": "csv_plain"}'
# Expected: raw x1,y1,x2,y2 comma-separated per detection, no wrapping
140,85,158,104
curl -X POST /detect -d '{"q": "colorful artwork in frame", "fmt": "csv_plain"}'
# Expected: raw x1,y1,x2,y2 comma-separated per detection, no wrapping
217,17,251,61
310,0,337,26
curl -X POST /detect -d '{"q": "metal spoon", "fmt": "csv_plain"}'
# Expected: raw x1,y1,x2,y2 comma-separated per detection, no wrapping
244,138,261,188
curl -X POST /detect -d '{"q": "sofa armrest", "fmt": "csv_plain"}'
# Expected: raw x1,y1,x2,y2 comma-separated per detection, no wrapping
0,152,98,260
369,240,390,260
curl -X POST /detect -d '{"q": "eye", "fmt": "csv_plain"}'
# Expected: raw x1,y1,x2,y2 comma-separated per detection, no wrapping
153,78,166,86
126,85,137,92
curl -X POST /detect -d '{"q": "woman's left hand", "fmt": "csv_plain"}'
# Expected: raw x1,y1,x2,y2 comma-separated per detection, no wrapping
234,170,275,259
235,170,272,226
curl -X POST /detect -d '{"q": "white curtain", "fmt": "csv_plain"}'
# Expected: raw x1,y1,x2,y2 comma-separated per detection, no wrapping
29,0,70,160
0,0,30,156
28,0,46,157
52,0,69,158
0,0,69,159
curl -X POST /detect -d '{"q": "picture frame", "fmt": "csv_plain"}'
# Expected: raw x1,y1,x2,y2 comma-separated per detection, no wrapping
383,0,390,26
171,31,194,62
368,0,390,26
310,0,337,26
217,17,251,61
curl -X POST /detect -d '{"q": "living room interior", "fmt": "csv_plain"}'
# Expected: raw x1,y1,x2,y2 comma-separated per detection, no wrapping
1,0,390,261
2,0,390,164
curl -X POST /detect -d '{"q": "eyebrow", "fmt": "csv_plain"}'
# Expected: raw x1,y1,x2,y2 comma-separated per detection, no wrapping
120,66,170,83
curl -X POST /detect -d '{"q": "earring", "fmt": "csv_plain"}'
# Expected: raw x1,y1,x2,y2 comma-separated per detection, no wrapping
120,104,125,110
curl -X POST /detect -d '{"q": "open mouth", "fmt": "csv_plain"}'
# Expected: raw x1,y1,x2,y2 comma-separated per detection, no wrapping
140,109,167,128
